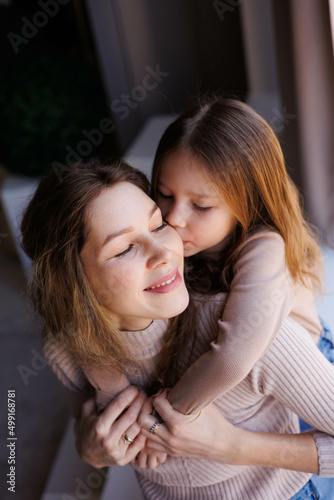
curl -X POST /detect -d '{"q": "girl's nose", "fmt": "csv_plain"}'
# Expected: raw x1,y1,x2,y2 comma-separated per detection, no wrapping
164,203,187,229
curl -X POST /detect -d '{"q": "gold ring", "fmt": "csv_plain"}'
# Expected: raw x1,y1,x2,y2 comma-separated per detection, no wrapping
149,419,161,435
122,432,134,445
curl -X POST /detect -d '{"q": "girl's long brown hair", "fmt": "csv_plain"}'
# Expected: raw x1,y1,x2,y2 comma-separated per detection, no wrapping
21,159,196,387
152,97,323,295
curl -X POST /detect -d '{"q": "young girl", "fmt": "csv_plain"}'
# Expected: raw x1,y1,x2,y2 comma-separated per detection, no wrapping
151,96,332,415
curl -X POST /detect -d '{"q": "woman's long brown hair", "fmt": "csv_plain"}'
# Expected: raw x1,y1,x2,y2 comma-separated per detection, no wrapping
21,159,196,386
152,97,323,295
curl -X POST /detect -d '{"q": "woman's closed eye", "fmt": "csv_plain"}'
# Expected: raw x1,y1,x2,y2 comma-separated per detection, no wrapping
153,221,168,232
113,222,167,259
114,245,134,259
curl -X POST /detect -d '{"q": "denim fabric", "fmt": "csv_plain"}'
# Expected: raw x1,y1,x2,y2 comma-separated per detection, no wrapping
295,323,334,499
290,479,320,500
310,475,334,500
316,323,334,364
299,323,334,433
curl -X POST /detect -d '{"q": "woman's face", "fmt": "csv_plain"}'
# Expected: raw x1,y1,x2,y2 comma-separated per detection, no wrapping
80,182,189,331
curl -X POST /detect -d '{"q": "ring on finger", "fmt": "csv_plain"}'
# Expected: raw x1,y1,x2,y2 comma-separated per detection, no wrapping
150,419,161,435
122,432,135,445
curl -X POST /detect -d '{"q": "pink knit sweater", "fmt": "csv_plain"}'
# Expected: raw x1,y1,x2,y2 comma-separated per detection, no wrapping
168,228,323,414
43,295,334,500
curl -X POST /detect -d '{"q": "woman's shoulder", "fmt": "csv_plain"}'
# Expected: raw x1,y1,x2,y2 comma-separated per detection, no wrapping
255,317,325,374
42,330,88,393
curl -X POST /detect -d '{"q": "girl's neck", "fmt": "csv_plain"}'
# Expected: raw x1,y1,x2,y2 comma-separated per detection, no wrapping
200,230,236,261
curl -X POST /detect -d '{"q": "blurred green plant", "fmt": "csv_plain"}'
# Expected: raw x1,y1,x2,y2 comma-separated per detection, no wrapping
0,6,115,177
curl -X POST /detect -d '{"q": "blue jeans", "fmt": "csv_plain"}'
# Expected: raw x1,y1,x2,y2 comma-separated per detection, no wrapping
299,322,334,432
291,476,334,499
316,323,334,364
294,323,334,499
290,479,321,499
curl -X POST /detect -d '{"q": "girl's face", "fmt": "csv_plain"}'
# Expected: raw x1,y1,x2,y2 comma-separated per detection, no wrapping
156,151,237,257
80,182,189,331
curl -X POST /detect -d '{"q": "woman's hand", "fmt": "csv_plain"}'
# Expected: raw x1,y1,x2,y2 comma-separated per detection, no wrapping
75,386,146,468
139,390,319,474
138,390,237,462
132,395,168,469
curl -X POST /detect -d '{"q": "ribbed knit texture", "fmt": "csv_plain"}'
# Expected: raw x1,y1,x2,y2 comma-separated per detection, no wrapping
43,296,334,500
168,228,323,415
311,431,334,477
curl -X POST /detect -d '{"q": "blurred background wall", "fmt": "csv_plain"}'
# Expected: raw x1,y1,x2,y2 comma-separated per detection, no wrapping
1,0,333,240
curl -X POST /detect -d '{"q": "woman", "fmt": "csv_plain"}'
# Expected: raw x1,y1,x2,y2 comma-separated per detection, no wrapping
21,160,334,499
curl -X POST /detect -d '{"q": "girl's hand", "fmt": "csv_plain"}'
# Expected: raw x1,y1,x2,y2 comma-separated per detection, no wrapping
132,395,168,469
139,391,320,474
75,386,146,468
135,446,168,469
138,390,238,463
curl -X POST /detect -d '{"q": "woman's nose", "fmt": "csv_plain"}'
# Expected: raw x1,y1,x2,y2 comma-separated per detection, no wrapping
164,203,187,229
147,241,173,269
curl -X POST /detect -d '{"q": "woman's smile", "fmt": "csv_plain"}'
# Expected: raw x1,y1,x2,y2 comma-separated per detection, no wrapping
144,269,181,292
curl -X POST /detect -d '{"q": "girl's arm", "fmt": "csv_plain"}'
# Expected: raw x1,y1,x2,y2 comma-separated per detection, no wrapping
140,318,334,475
167,230,299,414
139,392,319,474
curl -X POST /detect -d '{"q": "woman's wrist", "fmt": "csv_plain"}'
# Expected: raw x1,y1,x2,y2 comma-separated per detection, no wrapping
220,427,319,474
214,421,245,464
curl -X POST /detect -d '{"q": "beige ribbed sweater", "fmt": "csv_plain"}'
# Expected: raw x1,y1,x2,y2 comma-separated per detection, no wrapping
43,296,334,500
168,228,323,415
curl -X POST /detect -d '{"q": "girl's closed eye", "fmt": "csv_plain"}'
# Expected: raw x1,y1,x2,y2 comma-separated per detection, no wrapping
193,203,212,212
157,189,173,200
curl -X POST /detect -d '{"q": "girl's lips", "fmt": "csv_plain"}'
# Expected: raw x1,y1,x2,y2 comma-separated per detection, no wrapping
144,270,182,294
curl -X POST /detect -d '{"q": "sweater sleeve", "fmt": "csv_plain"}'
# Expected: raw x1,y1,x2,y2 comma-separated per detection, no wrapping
168,230,295,414
257,318,334,477
43,333,133,416
42,333,94,419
